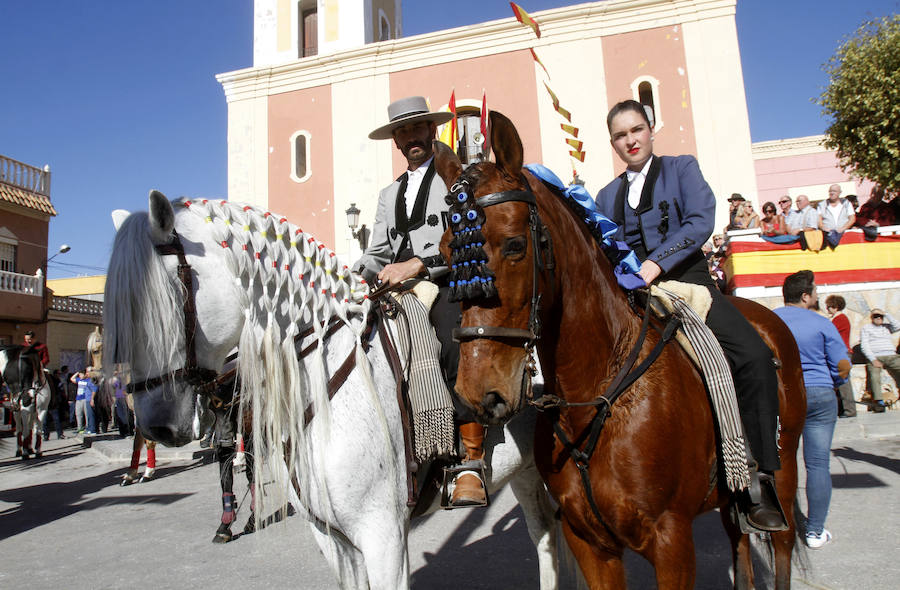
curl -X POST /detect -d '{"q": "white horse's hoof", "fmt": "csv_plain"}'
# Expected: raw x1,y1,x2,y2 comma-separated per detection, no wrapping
140,468,156,483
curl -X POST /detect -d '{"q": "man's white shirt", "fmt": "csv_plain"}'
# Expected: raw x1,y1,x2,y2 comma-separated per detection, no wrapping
403,156,433,217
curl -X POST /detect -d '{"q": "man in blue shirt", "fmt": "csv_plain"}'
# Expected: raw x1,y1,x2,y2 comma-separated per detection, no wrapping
70,367,98,435
774,270,850,549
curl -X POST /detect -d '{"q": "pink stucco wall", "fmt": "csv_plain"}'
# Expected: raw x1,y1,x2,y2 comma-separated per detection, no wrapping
754,150,874,208
268,84,335,247
388,50,542,178
602,25,696,176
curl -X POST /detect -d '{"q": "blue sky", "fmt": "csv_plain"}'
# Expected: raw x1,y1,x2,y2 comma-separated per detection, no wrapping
1,0,896,278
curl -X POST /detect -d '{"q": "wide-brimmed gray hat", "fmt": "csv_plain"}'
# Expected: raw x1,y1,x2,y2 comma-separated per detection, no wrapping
369,96,453,140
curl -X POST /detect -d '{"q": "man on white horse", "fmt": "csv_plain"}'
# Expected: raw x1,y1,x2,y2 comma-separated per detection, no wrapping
354,96,487,507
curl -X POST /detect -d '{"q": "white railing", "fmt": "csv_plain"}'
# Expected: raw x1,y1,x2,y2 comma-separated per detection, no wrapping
50,295,102,316
0,154,50,196
0,269,42,296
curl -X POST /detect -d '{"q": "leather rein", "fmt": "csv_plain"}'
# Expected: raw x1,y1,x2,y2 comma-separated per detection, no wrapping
450,174,555,409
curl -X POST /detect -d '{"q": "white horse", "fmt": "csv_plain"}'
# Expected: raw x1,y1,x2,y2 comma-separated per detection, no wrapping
0,346,51,459
103,191,558,590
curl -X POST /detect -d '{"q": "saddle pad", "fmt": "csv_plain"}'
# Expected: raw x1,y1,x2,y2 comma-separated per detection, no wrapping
387,284,456,462
653,285,750,492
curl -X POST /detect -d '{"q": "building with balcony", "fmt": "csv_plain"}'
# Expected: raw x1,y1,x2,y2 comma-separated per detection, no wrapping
0,154,56,347
45,275,105,371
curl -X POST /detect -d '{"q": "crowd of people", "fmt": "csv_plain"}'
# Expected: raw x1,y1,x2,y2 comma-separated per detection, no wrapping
724,184,899,249
39,365,135,441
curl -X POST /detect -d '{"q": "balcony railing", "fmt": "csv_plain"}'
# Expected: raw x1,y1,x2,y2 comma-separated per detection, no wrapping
0,270,42,296
0,154,50,196
50,295,103,316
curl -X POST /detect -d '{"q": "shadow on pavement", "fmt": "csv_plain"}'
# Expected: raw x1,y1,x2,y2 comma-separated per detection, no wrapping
0,463,200,541
833,445,900,476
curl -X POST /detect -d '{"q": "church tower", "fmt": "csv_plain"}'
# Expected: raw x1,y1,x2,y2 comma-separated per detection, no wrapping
253,0,402,67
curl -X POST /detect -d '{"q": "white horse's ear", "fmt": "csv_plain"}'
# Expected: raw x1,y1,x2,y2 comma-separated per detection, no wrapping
111,209,130,231
148,190,175,243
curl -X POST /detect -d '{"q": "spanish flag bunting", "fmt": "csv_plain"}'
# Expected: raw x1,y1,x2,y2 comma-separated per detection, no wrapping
543,82,572,121
510,2,541,38
569,150,586,163
530,48,549,78
438,90,458,148
565,138,583,151
560,123,579,137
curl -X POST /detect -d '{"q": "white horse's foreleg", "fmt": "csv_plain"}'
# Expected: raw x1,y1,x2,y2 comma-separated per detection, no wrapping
308,521,368,590
353,516,410,590
509,467,560,590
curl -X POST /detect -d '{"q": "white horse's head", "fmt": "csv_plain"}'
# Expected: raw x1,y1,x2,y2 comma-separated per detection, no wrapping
104,191,243,446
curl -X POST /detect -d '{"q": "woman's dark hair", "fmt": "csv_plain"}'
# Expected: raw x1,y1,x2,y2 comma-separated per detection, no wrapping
607,99,652,132
825,294,846,311
762,201,777,214
783,270,815,304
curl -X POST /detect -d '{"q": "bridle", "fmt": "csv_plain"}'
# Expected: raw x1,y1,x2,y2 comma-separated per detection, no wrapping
127,230,219,396
449,172,555,405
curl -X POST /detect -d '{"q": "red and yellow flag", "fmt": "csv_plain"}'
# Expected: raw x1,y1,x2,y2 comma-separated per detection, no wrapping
479,90,490,155
560,123,579,137
530,48,549,78
569,150,586,163
510,2,541,38
438,90,458,148
565,138,583,151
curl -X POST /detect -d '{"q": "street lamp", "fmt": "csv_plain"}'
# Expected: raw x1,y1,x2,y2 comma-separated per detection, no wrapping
37,244,71,277
345,203,369,250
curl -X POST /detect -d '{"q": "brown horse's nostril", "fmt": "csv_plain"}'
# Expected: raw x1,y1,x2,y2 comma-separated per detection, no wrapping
482,391,510,423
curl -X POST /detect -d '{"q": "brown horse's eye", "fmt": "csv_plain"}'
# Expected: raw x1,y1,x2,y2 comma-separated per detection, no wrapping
502,236,527,260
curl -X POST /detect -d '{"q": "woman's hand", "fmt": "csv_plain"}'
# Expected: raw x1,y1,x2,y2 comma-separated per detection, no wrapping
638,260,662,284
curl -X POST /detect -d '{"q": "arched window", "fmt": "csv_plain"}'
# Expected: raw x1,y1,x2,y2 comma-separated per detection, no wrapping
630,76,663,131
290,130,312,183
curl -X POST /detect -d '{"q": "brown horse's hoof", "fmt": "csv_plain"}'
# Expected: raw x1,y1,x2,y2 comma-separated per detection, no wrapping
34,452,42,459
243,516,256,535
15,449,22,457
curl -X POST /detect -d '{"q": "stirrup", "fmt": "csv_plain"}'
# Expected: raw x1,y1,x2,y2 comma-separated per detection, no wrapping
440,460,489,509
731,473,788,534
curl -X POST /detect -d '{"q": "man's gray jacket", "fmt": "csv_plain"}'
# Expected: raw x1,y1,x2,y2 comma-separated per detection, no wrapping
353,160,450,283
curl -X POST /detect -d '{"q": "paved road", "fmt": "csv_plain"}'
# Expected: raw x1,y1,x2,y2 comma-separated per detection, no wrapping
0,410,897,589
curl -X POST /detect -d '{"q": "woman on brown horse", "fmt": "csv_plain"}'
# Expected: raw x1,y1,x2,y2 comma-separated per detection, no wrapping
595,100,783,532
434,111,805,589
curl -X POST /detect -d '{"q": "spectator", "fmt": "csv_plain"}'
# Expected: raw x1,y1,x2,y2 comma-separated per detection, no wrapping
732,201,760,229
111,369,133,438
846,194,859,212
726,193,746,231
42,368,65,440
780,195,804,236
855,184,898,240
708,255,726,292
825,294,857,417
795,195,820,231
773,270,850,549
62,365,77,427
94,375,113,433
759,201,799,244
817,185,856,248
859,308,900,413
712,233,726,256
702,241,713,260
71,367,97,434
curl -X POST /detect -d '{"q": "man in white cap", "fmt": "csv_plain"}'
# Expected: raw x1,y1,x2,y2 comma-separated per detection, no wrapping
355,96,487,507
860,308,900,413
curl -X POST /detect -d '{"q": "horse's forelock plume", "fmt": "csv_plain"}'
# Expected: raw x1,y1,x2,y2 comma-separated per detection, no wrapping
103,211,185,375
446,168,497,302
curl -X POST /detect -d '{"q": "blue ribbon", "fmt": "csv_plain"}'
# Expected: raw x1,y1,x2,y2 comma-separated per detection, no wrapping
524,164,645,290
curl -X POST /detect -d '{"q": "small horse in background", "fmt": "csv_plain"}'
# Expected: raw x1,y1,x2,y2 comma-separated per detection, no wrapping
0,346,53,459
103,194,559,589
434,112,806,589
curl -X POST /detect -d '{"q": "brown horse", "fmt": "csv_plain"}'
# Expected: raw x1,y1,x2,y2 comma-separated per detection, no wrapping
435,112,806,589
